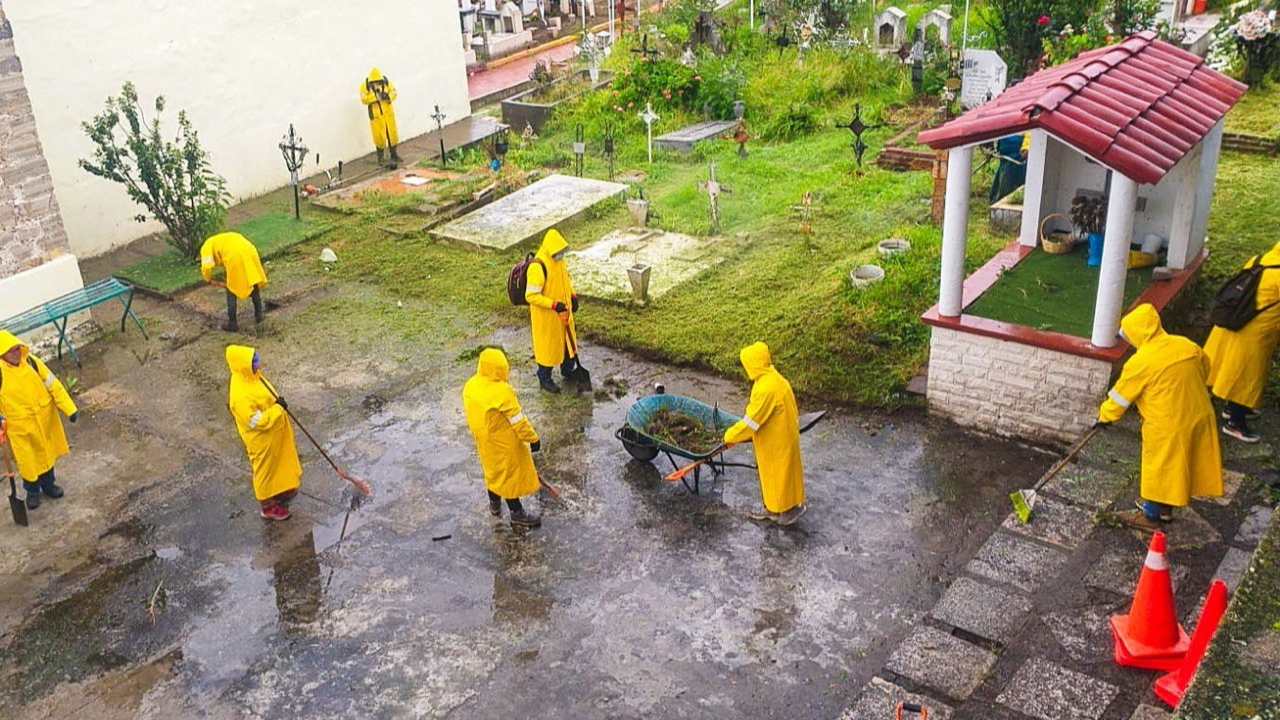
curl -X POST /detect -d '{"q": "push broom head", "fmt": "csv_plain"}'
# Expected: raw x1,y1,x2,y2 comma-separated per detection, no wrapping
1010,488,1037,524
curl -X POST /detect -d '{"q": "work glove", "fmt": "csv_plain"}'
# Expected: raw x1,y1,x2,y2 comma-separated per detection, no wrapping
571,296,580,313
69,412,79,424
553,302,568,313
530,440,541,453
276,398,289,411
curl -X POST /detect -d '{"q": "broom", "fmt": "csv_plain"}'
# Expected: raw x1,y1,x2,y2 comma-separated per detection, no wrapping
1010,425,1099,524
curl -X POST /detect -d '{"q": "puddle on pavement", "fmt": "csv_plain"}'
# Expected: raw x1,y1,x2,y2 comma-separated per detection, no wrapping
1,338,1050,719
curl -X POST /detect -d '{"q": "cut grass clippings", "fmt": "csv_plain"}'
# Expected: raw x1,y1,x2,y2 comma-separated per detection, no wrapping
115,212,332,296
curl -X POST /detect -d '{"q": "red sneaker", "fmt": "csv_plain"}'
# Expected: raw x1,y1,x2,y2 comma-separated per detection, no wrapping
260,504,291,521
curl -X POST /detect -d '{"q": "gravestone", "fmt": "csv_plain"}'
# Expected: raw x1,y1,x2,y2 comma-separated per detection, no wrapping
569,228,744,303
961,49,1008,109
875,7,907,48
921,8,953,45
654,119,739,153
432,174,627,250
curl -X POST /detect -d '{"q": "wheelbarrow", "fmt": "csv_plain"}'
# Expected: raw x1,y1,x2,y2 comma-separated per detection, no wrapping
615,390,826,494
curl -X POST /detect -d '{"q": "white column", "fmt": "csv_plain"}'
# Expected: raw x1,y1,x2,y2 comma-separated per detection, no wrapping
1092,174,1139,347
939,146,974,317
1017,130,1049,247
1165,145,1202,270
1190,119,1224,261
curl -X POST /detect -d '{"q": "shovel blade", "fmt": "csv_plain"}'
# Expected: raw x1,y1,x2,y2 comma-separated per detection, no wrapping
9,478,28,527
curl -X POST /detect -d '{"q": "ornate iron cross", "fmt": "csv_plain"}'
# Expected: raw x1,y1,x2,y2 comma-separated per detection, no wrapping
279,124,308,220
844,104,882,169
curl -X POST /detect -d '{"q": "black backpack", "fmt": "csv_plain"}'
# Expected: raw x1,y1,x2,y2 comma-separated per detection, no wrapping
507,254,545,307
1210,258,1280,331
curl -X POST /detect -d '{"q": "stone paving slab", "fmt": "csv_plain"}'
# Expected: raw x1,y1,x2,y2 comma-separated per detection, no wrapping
432,173,627,250
1002,496,1097,550
1076,426,1141,470
1129,703,1172,720
568,228,740,303
1042,604,1115,663
1234,505,1274,548
1084,546,1190,598
1130,506,1221,551
840,677,954,720
1221,439,1274,464
1201,469,1246,506
932,577,1033,644
1187,546,1257,630
996,657,1120,720
885,626,997,701
653,119,738,153
1042,463,1133,512
966,531,1071,593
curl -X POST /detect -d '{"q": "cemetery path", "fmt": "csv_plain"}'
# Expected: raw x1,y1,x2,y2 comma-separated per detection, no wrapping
0,289,1051,720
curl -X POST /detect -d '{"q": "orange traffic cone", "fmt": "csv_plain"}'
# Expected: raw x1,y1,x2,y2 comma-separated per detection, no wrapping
1110,531,1190,671
1154,579,1229,708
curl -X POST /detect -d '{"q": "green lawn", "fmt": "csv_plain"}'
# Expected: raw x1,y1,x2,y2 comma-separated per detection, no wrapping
965,247,1153,338
1225,79,1280,140
115,212,330,296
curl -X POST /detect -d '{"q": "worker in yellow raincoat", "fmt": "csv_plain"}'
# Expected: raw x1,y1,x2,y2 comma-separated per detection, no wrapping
201,232,268,332
723,342,806,525
463,348,543,528
1097,304,1222,530
226,345,302,521
1203,243,1280,444
0,331,78,510
360,68,400,167
525,229,584,393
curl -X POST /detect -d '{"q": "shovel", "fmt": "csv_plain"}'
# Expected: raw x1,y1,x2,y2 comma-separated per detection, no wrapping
4,443,28,527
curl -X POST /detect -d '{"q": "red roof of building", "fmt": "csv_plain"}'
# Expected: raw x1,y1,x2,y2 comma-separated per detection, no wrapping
918,32,1247,185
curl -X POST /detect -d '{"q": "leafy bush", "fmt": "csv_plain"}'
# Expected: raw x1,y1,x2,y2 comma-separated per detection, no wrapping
757,103,821,141
612,59,701,112
80,82,230,259
693,55,746,119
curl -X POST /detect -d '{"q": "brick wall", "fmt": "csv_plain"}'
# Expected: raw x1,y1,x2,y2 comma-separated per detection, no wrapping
927,327,1115,444
0,1,69,279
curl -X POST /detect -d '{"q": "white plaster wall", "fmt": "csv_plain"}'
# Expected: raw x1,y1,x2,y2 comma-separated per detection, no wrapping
4,0,470,257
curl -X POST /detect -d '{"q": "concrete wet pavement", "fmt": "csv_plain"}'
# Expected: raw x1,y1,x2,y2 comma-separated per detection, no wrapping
0,294,1051,719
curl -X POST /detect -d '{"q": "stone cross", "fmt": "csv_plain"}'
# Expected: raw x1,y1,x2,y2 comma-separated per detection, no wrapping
699,162,731,234
639,102,660,164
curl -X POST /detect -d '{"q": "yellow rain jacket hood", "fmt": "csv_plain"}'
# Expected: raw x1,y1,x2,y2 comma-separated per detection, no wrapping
201,232,268,300
463,348,541,499
525,229,579,367
360,67,399,148
724,342,805,513
226,345,301,502
0,331,77,480
1204,242,1280,409
1099,304,1222,506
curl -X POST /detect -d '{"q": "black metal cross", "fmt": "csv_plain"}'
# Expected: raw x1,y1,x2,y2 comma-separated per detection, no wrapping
603,123,616,180
431,104,448,167
631,34,659,63
844,104,882,169
278,124,308,220
574,124,586,177
774,24,791,57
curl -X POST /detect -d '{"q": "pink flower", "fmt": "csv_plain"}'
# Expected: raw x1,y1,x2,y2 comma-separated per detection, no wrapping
1037,15,1051,26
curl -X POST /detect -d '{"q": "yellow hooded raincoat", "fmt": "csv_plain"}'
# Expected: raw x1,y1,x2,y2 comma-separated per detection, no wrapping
1098,305,1222,507
226,345,302,502
1203,244,1280,409
463,348,541,499
525,230,579,368
201,232,268,300
724,342,805,514
0,332,77,480
360,68,399,150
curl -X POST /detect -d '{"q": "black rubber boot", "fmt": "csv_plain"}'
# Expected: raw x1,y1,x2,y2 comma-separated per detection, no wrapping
376,148,386,166
510,508,542,529
488,492,503,518
389,147,401,168
251,287,265,325
24,483,40,510
223,290,239,332
537,365,561,394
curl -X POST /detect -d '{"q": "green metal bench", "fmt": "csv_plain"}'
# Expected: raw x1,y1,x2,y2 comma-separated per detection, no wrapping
1,277,147,366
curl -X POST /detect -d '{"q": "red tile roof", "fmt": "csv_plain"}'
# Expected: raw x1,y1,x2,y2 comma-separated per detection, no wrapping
918,32,1247,185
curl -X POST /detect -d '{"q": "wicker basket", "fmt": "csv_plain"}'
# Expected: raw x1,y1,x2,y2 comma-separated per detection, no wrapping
1040,212,1076,255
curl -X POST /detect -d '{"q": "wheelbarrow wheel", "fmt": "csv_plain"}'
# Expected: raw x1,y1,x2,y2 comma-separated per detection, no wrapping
616,426,659,462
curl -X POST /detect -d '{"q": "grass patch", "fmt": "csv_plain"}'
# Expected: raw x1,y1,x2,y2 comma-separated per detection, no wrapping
1225,81,1280,140
115,212,331,295
965,248,1152,338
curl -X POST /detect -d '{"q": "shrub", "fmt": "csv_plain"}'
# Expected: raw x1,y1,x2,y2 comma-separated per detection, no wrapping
612,58,701,113
80,82,230,259
694,55,746,119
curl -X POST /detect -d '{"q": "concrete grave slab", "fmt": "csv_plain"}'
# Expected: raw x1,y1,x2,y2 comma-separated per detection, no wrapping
1201,469,1246,506
432,174,627,250
932,577,1032,644
1042,604,1115,663
840,677,954,720
1084,546,1189,598
1042,463,1132,512
653,120,738,153
1002,496,1097,550
312,167,465,211
1131,506,1221,551
966,531,1071,592
885,626,997,700
1128,704,1172,720
1241,629,1280,675
1234,505,1274,549
996,658,1120,720
568,228,741,303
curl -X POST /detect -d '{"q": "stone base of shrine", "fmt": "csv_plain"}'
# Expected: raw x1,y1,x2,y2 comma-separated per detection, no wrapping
926,327,1113,444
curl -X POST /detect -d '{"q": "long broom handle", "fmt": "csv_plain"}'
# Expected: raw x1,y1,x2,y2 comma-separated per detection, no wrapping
259,379,349,478
1031,425,1101,493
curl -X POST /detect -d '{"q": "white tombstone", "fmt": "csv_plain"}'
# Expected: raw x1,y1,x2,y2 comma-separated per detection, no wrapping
960,49,1007,109
921,8,953,46
500,1,524,34
875,7,907,47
